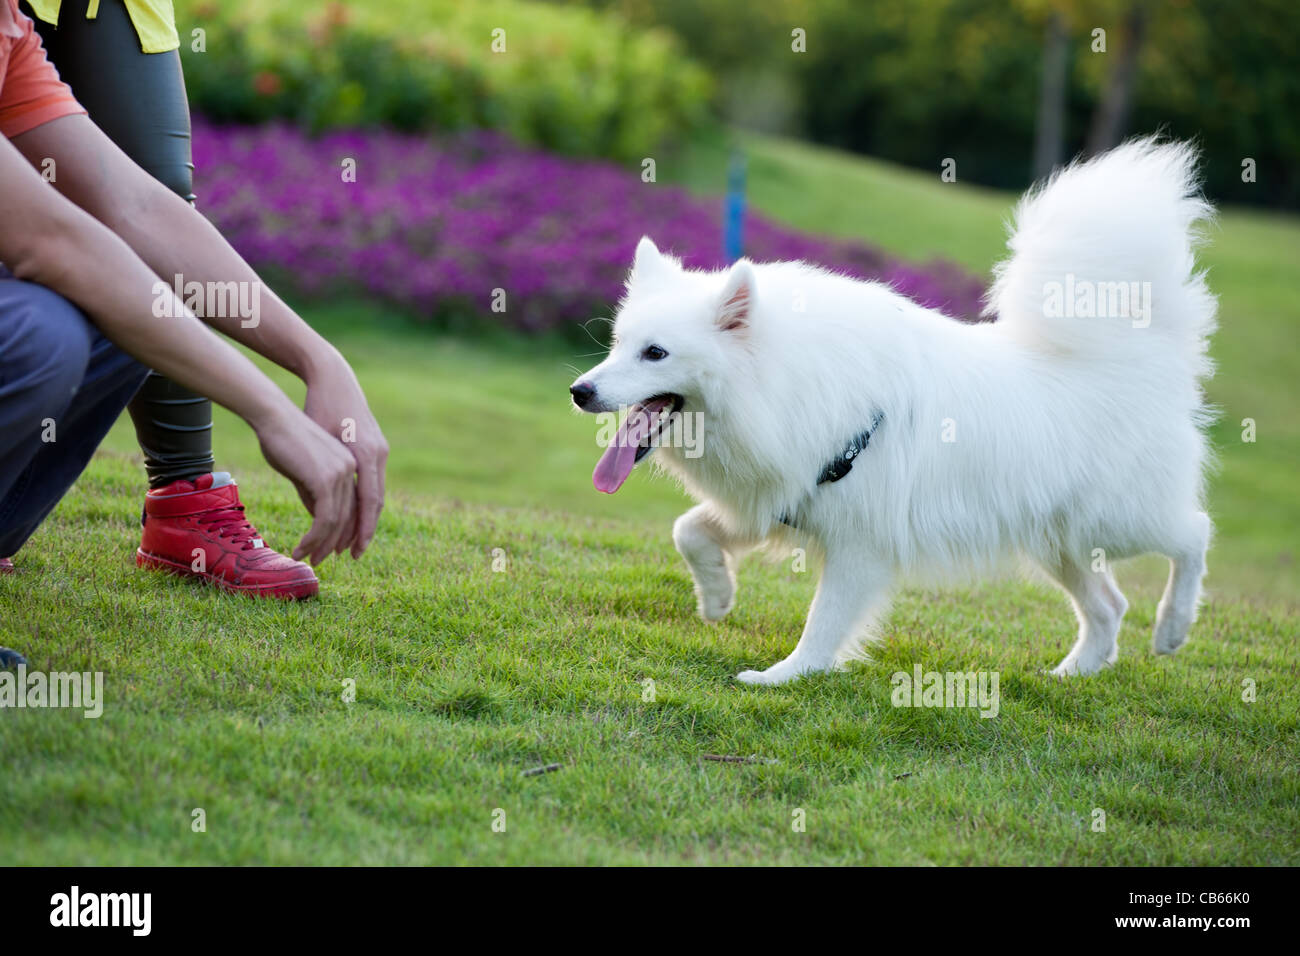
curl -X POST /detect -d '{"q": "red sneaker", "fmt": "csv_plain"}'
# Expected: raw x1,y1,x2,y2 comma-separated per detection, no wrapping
136,472,318,599
0,557,14,574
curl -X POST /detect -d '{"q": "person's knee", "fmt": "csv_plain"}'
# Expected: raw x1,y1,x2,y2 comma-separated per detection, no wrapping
1,282,94,417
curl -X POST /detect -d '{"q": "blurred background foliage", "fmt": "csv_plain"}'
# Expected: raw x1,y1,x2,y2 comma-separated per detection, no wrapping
176,0,1298,204
167,0,1300,337
556,0,1300,207
175,0,712,164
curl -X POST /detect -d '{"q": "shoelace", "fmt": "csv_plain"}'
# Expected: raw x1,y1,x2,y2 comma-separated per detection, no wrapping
199,505,262,550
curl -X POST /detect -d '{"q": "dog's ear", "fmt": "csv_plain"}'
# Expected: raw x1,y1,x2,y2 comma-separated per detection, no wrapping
629,236,678,287
716,259,756,333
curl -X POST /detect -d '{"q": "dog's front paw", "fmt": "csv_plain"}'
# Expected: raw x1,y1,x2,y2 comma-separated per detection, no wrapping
736,668,787,686
736,657,833,686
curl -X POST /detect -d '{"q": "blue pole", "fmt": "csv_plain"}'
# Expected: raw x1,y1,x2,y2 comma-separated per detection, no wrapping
724,149,746,262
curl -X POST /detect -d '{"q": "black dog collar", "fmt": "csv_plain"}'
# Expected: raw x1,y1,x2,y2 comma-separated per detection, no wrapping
815,410,885,485
779,410,884,528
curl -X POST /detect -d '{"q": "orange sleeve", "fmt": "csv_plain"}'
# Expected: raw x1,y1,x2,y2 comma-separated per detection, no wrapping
0,0,86,139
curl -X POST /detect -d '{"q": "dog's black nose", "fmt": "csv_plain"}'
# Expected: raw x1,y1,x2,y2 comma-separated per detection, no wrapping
570,381,596,409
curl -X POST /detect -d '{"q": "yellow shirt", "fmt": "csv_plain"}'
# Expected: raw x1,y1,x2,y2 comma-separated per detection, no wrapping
27,0,179,54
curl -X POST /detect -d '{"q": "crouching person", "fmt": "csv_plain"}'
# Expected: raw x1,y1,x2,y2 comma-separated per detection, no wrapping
0,0,387,632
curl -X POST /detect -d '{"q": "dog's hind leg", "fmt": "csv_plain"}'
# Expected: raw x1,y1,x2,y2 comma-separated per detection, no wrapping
673,504,757,622
1042,553,1128,677
1153,510,1211,656
737,547,889,686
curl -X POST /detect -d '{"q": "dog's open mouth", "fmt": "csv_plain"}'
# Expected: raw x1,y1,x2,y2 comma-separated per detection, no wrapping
592,394,683,494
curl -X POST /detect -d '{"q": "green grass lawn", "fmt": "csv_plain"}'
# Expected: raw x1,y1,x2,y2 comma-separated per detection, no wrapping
2,132,1297,864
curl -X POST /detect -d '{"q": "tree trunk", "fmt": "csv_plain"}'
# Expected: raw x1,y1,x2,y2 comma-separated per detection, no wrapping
1086,3,1148,156
1033,10,1070,179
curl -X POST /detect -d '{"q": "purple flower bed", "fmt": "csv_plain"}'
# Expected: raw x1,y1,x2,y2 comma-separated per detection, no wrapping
192,119,988,332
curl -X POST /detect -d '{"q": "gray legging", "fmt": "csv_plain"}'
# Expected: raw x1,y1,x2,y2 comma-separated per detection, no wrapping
27,0,214,488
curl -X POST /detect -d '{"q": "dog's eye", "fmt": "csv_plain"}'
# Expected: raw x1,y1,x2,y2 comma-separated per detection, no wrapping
641,345,668,361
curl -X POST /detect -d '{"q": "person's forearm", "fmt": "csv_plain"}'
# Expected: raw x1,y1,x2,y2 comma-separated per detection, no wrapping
14,204,300,433
105,181,343,383
9,114,342,384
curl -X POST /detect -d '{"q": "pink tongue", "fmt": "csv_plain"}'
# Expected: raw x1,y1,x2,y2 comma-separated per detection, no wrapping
593,400,670,494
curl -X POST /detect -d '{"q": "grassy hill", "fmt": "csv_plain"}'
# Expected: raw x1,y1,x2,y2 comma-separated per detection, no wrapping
1,132,1296,865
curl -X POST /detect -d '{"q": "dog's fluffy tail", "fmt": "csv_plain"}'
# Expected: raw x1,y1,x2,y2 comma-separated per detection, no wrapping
985,137,1217,378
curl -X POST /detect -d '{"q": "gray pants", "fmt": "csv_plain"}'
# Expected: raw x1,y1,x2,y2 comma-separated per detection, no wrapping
0,270,148,559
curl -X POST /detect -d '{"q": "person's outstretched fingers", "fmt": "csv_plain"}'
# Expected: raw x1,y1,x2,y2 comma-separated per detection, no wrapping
312,465,356,565
351,445,386,558
294,484,333,565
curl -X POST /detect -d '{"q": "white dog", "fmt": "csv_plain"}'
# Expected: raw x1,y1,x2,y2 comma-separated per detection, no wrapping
571,139,1216,685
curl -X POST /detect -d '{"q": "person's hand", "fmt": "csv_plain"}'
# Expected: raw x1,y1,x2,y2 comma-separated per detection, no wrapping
302,346,389,559
252,403,360,566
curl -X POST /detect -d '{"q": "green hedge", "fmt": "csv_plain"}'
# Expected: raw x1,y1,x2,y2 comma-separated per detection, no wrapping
173,0,712,163
566,0,1300,208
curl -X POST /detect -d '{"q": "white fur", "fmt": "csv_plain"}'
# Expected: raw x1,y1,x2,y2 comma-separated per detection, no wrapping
573,139,1217,684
